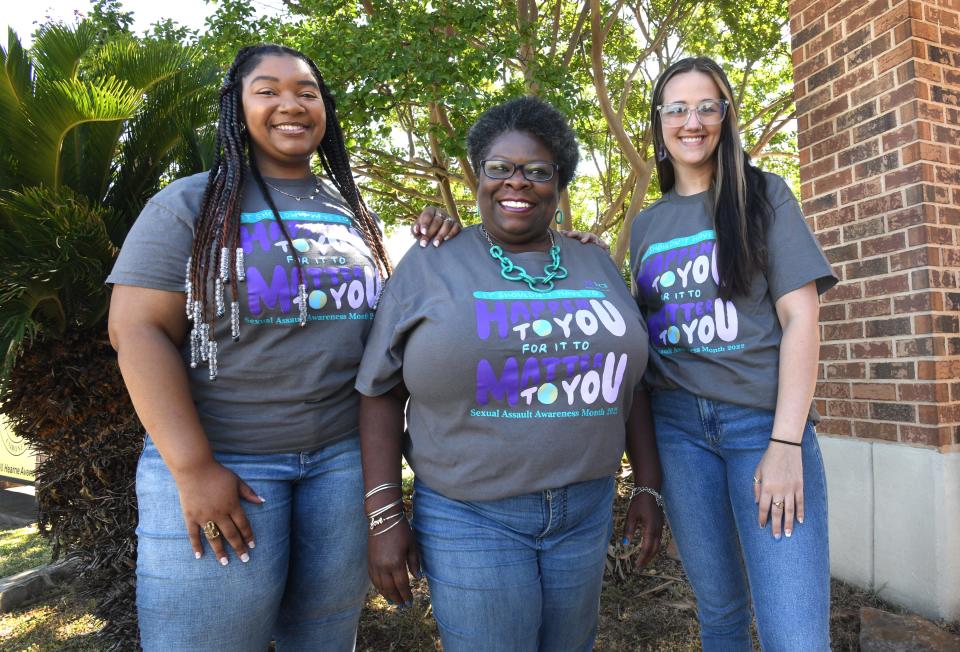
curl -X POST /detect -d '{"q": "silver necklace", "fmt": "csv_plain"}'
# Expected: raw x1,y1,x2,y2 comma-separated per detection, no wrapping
263,175,323,202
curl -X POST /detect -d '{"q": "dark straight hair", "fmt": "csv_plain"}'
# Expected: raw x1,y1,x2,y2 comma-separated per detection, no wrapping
650,56,772,299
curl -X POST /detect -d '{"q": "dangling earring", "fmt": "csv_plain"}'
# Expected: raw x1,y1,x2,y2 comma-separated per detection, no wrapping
657,145,667,162
554,208,564,225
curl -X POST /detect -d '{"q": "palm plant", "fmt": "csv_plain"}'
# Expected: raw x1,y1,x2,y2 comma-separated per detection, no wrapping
0,22,217,649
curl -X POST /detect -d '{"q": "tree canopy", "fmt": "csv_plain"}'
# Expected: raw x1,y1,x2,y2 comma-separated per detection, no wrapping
198,0,797,265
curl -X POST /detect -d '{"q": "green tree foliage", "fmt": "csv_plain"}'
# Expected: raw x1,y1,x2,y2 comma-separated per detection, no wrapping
201,0,797,265
0,19,218,649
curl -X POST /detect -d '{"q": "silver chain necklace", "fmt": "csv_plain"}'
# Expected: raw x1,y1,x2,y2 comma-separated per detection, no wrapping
263,175,323,202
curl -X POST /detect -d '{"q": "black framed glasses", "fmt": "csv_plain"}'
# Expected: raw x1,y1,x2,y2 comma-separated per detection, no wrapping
480,159,558,182
657,99,729,127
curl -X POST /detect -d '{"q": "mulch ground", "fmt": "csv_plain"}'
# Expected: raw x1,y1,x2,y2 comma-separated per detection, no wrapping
356,481,960,651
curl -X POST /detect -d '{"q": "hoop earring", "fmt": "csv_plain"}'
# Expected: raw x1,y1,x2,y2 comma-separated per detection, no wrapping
554,208,564,225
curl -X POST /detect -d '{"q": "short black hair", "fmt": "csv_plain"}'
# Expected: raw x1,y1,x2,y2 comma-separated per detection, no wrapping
466,97,579,190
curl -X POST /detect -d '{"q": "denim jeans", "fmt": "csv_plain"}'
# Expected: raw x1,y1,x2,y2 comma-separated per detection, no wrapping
136,436,369,652
412,476,613,652
651,388,830,651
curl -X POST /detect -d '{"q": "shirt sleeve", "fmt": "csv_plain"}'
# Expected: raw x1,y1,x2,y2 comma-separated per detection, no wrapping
764,174,838,301
354,277,412,396
106,187,197,292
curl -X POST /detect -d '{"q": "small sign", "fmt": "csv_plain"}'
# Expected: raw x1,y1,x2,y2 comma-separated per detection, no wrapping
0,418,35,484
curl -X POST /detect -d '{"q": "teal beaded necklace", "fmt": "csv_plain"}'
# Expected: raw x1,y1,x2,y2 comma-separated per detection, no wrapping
479,225,569,292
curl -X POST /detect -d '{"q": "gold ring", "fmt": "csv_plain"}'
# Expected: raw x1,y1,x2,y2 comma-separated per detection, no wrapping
202,520,221,540
772,500,784,509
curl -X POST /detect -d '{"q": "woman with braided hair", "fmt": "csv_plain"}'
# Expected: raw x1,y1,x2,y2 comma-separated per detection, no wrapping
106,44,461,650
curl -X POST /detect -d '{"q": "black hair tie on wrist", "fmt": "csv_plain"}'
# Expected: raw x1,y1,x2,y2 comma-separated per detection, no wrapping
769,436,802,447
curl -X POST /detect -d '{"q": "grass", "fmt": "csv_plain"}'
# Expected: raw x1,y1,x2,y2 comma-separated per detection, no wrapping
0,526,49,579
0,595,102,652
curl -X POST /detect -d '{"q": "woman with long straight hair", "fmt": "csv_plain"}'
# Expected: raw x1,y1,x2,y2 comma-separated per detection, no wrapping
629,56,836,650
106,44,460,650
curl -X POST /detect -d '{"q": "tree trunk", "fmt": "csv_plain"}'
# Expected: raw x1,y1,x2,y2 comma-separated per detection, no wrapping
1,325,144,651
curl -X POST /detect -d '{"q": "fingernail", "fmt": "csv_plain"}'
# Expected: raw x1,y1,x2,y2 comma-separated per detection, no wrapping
240,553,250,563
433,239,440,247
419,239,427,247
420,226,428,235
798,517,804,524
785,530,792,538
219,557,229,566
248,540,256,549
257,495,266,503
774,533,781,541
621,537,629,545
195,551,202,559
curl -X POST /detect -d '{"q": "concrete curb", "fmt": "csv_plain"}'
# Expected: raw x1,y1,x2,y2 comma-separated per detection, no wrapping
0,559,78,612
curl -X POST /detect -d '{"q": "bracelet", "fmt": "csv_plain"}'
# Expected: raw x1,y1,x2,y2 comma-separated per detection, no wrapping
365,482,401,500
371,516,406,537
769,436,801,447
367,498,403,520
630,485,664,509
368,510,404,532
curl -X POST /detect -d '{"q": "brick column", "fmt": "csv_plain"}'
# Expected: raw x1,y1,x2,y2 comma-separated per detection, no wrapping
789,0,959,620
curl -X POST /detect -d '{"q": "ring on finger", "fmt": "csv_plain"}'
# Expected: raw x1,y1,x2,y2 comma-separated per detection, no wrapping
752,476,760,485
202,520,221,540
772,499,785,509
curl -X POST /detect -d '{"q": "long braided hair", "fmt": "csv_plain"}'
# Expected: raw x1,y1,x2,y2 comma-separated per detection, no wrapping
186,44,391,378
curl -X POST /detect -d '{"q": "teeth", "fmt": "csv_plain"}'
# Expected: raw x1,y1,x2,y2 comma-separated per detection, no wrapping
501,200,532,208
680,136,704,143
274,124,306,132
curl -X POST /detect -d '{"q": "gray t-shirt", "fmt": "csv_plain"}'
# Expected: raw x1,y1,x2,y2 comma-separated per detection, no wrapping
629,171,837,415
356,226,649,501
108,172,381,453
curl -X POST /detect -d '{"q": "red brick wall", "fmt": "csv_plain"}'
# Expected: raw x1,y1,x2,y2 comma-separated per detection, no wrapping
789,0,960,448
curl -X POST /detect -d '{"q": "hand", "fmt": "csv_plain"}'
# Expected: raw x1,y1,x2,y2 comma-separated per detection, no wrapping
622,492,664,567
558,229,609,250
173,459,264,565
754,442,804,539
411,205,462,247
368,519,421,606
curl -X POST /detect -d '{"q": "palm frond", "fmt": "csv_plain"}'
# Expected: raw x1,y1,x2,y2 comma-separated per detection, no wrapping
31,22,98,81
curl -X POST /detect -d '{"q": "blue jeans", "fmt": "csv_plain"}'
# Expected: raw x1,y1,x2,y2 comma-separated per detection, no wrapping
652,389,830,651
136,436,369,652
412,476,614,652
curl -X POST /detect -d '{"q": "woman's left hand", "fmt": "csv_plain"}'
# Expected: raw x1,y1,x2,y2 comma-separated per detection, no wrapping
411,206,462,247
754,443,804,539
622,492,664,567
558,229,609,250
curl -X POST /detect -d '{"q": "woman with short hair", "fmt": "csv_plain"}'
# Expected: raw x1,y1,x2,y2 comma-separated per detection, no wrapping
356,96,664,651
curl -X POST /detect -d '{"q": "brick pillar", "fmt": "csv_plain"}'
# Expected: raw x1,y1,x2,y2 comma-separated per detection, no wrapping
789,0,959,620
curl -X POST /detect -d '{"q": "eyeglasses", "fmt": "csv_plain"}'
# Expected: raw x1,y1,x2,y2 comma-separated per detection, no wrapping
480,159,558,183
657,99,729,127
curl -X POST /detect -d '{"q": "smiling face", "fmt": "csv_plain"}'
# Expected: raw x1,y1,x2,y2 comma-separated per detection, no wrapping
659,70,724,183
241,54,326,178
476,130,560,250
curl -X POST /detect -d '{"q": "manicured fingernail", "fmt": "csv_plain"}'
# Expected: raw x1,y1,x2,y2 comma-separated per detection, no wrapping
774,533,781,541
219,557,229,566
785,530,792,538
240,553,250,563
248,540,256,549
420,225,428,234
257,495,266,503
195,551,202,559
419,239,427,247
798,517,804,524
433,239,440,247
621,537,629,545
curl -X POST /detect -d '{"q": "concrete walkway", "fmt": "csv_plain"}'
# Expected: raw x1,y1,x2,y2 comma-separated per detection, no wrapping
0,486,38,528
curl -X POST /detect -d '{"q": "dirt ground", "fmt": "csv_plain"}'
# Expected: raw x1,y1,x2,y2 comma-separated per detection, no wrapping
356,483,960,651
